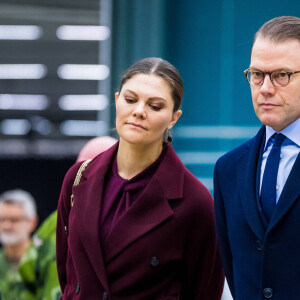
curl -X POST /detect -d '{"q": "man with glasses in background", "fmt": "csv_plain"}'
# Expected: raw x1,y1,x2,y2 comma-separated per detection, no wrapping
0,189,38,300
214,16,300,300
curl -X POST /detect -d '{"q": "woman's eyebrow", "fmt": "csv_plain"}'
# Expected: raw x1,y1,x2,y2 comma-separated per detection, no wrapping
124,89,167,102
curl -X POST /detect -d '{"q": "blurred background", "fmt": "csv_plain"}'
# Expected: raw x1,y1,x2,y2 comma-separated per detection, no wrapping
0,0,299,224
1,1,299,299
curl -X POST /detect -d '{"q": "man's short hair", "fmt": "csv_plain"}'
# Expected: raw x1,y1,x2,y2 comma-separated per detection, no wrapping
254,16,300,45
0,189,37,219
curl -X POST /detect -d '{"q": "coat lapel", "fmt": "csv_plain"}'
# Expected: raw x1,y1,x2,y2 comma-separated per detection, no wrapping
102,145,184,263
238,126,266,239
71,143,118,291
269,152,300,230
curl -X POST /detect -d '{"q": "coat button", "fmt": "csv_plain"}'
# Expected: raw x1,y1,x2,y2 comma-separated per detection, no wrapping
64,226,68,236
263,287,273,298
256,240,263,251
102,291,108,300
75,283,80,294
150,256,160,267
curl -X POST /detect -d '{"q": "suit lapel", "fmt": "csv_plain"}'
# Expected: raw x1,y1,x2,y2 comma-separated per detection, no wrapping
238,126,266,239
102,145,184,263
269,152,300,229
71,143,118,291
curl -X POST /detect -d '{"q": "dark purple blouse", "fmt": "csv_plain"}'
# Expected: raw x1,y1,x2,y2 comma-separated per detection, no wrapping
99,147,166,240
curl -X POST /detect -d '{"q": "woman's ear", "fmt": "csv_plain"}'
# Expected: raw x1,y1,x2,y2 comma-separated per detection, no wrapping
168,110,182,129
115,92,119,103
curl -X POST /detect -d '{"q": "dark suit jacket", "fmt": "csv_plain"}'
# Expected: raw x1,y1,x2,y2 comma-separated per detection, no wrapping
57,143,224,300
214,126,300,300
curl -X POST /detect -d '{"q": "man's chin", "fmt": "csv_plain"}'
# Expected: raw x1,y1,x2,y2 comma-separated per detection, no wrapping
0,233,27,245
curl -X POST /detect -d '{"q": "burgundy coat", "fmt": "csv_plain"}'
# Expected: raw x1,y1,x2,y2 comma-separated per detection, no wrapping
56,143,224,300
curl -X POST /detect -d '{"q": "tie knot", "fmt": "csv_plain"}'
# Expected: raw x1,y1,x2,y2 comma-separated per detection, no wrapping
273,133,286,147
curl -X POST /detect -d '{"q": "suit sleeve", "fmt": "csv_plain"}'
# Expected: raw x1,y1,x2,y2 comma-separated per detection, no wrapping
56,163,81,293
180,182,224,300
213,159,235,298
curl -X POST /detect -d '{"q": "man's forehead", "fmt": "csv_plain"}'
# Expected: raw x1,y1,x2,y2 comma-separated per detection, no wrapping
251,37,300,69
0,202,24,213
252,36,300,53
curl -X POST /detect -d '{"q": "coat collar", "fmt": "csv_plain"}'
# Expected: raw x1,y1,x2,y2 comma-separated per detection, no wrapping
71,143,117,291
103,144,184,262
237,125,300,237
268,151,300,230
71,142,185,286
237,126,266,239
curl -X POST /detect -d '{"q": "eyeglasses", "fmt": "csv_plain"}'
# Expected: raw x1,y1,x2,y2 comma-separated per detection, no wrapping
0,217,28,224
244,68,300,87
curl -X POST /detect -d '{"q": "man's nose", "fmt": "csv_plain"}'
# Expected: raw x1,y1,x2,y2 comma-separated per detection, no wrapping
260,74,276,94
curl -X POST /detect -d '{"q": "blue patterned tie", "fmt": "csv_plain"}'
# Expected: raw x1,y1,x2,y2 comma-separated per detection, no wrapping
260,133,286,222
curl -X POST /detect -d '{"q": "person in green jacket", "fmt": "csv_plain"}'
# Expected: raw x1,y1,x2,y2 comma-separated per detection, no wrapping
19,210,61,300
0,189,38,300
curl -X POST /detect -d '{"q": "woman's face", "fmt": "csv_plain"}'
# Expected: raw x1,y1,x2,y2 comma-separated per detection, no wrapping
115,74,182,148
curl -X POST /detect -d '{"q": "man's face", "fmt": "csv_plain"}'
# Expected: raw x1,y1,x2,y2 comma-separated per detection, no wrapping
250,37,300,131
0,203,32,245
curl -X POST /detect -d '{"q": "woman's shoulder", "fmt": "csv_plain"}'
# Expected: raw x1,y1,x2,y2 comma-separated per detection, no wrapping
161,145,212,201
172,168,214,229
63,145,112,182
182,167,213,203
63,161,86,184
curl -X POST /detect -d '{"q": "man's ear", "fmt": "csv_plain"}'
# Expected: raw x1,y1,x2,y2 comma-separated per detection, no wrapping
29,216,39,233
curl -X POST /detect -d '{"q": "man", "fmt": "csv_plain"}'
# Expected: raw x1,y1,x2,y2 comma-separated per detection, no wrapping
0,189,38,300
214,16,300,300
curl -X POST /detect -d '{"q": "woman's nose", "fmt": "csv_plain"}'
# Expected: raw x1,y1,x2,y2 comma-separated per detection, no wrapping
133,102,146,118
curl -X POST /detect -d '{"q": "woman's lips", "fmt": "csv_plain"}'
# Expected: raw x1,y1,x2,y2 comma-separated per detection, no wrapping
127,122,147,130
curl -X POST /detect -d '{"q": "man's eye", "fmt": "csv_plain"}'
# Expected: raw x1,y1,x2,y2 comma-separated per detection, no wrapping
252,71,263,77
277,72,288,78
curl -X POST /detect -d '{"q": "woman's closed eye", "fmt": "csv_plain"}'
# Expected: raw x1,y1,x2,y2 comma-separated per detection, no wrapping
149,100,165,111
150,104,162,111
125,97,136,104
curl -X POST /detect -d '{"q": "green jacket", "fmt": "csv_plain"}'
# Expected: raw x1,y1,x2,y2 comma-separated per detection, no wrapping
0,249,33,300
19,210,61,300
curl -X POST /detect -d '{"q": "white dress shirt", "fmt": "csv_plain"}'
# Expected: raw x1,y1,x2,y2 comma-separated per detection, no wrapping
260,118,300,203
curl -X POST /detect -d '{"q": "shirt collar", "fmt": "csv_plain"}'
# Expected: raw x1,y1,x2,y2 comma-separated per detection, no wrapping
264,118,300,150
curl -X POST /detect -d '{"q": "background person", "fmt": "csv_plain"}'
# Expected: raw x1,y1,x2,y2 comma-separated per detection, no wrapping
0,189,38,300
56,57,224,300
214,16,300,300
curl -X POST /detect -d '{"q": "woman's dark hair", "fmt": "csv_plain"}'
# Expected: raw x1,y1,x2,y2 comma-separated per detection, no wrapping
119,57,183,112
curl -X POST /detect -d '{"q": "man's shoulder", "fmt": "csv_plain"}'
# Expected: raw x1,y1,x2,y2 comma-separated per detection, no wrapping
0,249,6,264
0,250,6,278
216,126,265,165
218,138,253,164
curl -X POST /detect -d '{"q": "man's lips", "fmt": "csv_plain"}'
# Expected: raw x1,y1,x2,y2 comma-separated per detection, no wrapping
127,122,147,130
260,103,277,108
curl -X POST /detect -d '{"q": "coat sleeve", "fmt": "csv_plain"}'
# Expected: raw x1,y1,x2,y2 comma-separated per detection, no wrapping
56,163,81,293
180,180,224,300
213,159,235,298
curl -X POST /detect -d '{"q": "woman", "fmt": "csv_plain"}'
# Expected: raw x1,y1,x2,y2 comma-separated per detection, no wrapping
56,57,224,299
